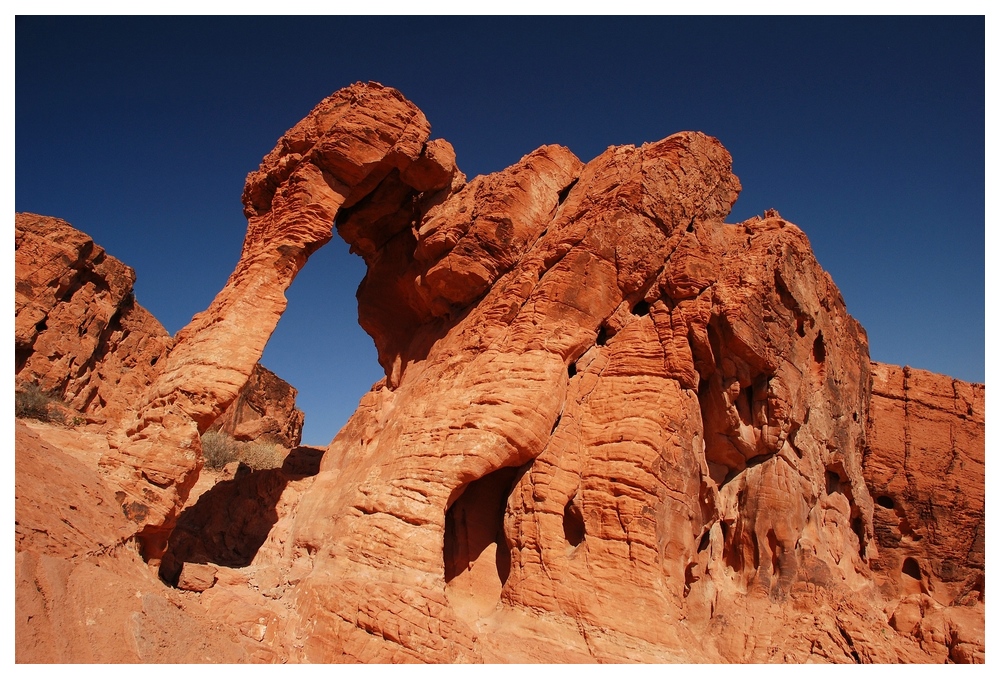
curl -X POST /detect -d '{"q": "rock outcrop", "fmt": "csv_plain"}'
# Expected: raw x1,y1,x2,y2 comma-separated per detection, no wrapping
862,363,985,662
15,213,173,427
14,420,249,662
98,83,458,556
281,136,883,662
14,82,984,663
15,212,305,449
209,364,304,448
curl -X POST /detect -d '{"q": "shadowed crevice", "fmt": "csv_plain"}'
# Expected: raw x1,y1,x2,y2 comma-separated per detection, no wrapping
158,445,323,585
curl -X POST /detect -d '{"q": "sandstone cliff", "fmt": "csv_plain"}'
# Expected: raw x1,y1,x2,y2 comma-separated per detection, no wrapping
863,363,985,662
14,83,984,663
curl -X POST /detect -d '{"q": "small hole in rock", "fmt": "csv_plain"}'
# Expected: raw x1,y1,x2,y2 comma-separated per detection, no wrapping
812,332,826,364
902,557,921,580
684,562,697,596
557,178,578,204
852,517,866,552
632,300,651,317
825,470,841,495
876,495,895,510
563,496,585,547
698,530,711,553
568,362,577,378
550,414,561,435
596,326,608,346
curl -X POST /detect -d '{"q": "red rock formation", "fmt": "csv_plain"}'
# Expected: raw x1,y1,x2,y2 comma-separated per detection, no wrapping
862,363,985,662
281,135,886,661
14,212,304,450
14,420,249,662
209,364,304,448
99,82,458,556
14,83,984,663
15,213,173,426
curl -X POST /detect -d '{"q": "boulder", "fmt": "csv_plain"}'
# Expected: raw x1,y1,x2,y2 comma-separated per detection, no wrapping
209,364,304,448
177,563,218,592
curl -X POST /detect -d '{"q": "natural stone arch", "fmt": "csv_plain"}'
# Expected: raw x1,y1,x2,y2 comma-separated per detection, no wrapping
100,82,460,556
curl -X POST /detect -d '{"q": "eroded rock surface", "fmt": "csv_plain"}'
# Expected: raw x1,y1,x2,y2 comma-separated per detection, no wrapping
281,136,887,661
14,82,984,663
209,364,304,448
862,363,985,662
15,213,305,449
15,213,173,427
99,82,459,556
14,420,248,662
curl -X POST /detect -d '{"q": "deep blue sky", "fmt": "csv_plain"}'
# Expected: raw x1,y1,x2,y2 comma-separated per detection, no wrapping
15,16,984,446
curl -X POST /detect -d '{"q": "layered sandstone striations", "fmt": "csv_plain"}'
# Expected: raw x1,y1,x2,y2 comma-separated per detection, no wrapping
862,363,985,662
14,83,984,663
282,138,885,662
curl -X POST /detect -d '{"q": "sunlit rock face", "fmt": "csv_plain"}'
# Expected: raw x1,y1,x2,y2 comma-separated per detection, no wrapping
862,363,985,663
15,212,174,427
209,364,304,449
14,213,304,449
15,83,982,664
97,83,459,556
281,114,892,661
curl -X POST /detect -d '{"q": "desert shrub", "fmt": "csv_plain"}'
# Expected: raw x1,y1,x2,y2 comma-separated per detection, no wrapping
200,430,284,471
237,439,284,471
15,383,60,422
201,429,240,470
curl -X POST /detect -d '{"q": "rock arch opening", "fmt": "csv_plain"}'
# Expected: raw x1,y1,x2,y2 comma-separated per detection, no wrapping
258,236,381,447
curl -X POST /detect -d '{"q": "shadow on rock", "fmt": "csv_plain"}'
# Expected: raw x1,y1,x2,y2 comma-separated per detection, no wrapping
159,446,323,585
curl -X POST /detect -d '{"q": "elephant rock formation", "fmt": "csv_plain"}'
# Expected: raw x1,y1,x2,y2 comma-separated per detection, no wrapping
14,82,984,663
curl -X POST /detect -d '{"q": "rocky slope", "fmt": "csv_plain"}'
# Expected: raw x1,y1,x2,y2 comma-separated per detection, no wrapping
14,82,984,663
